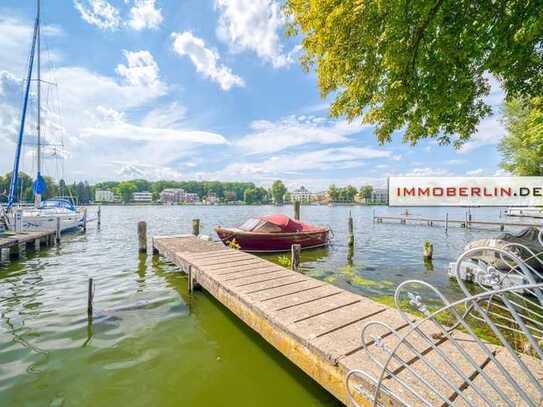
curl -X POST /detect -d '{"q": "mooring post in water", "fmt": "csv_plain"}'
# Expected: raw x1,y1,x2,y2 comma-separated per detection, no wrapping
87,278,94,319
468,208,472,229
445,213,449,233
56,217,61,244
372,209,375,224
187,264,197,292
291,244,301,272
138,221,147,253
348,211,354,248
83,208,88,233
423,240,433,260
97,206,101,229
192,219,200,236
294,200,301,220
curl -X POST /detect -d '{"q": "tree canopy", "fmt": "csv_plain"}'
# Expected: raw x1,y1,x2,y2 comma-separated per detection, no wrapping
498,97,543,175
271,180,287,204
286,0,543,146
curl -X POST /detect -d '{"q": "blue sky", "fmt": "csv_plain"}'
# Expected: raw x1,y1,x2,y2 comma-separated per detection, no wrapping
0,0,506,191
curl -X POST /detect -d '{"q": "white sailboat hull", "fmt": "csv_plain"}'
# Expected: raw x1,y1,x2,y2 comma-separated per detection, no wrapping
6,209,84,232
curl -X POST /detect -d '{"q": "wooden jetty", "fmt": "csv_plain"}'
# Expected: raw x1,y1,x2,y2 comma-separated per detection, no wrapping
0,229,57,260
374,214,541,231
152,234,541,406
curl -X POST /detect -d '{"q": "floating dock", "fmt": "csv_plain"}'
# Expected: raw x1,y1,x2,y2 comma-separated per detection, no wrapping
0,230,57,261
152,235,542,406
374,214,541,231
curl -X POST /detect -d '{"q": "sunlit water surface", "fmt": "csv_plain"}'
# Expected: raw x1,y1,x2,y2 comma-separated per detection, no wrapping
0,205,533,406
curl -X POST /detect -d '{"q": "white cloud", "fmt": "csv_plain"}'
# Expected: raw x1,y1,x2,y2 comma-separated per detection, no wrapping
466,168,485,176
116,50,165,93
220,146,392,177
236,115,370,155
215,0,295,68
80,107,227,144
141,102,186,128
171,31,244,91
128,0,163,31
459,115,505,153
73,0,121,30
0,16,63,75
402,167,452,176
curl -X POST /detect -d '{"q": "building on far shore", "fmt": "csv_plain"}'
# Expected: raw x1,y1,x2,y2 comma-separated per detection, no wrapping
132,191,153,203
291,186,313,203
184,192,199,203
160,188,185,204
370,188,388,204
95,190,115,203
205,192,219,205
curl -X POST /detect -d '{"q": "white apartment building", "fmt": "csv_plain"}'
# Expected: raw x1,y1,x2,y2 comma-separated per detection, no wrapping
95,190,115,202
132,191,153,203
291,186,313,203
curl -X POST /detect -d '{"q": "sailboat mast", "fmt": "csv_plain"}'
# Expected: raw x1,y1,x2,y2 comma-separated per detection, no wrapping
6,2,39,208
37,0,41,177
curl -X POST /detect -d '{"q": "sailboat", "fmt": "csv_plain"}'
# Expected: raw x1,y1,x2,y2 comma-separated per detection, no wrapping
1,0,84,232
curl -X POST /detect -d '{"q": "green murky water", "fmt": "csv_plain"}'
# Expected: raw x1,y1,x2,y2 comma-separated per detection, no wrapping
0,205,520,406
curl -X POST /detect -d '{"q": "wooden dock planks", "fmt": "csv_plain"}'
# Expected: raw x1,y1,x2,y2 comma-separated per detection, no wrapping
152,235,542,406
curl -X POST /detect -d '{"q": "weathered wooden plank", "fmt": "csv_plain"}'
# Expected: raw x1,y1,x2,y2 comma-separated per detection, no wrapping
249,280,326,302
258,284,342,311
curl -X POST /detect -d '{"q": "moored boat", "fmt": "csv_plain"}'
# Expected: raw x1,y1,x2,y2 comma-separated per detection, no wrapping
215,214,330,253
1,0,85,233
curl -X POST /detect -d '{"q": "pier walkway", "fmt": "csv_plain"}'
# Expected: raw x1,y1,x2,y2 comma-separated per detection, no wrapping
0,230,56,260
152,234,542,406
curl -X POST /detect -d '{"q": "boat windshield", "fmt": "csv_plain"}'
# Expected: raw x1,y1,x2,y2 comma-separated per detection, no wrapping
238,218,261,231
238,218,283,233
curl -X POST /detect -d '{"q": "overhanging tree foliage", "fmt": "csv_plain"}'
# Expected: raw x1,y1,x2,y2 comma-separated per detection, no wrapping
498,97,543,175
285,0,543,146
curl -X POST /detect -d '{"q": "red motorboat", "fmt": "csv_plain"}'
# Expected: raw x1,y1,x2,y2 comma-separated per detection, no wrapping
215,214,330,253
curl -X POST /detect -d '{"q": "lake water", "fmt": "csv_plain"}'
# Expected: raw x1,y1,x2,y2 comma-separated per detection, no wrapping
0,205,534,406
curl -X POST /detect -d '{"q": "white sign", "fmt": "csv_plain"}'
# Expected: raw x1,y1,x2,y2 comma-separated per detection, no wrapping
388,177,543,207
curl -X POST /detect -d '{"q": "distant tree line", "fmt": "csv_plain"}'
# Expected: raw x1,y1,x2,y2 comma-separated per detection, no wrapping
0,172,93,204
0,174,385,205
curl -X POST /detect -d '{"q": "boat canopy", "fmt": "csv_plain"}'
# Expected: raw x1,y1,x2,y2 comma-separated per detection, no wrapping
39,198,76,212
238,214,322,233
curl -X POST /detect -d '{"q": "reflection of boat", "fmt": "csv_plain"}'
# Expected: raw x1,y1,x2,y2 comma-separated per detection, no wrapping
1,0,85,233
504,207,543,219
215,214,330,253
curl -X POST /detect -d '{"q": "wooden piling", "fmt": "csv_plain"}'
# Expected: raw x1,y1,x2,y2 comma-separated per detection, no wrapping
294,200,301,220
187,264,194,292
34,238,40,251
83,208,88,233
97,206,101,229
87,278,94,319
445,213,449,233
291,244,301,272
348,212,354,248
138,221,147,253
55,217,61,244
423,241,433,260
192,219,200,236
